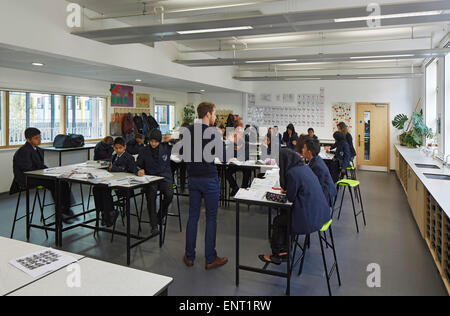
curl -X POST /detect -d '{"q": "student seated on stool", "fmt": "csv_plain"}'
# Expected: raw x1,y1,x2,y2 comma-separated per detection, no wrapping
302,138,337,207
259,149,331,265
94,136,114,161
137,129,174,237
10,128,76,224
93,137,137,227
126,133,145,156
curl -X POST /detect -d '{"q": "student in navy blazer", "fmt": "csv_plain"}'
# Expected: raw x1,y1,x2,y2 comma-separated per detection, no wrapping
260,149,331,265
330,131,351,176
302,138,337,207
137,128,174,236
10,128,76,224
93,137,137,228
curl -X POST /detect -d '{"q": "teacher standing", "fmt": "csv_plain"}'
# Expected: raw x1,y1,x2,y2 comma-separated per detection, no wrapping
184,102,228,270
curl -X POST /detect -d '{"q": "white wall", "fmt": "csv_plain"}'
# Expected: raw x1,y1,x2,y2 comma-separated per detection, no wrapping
250,78,422,169
202,92,245,117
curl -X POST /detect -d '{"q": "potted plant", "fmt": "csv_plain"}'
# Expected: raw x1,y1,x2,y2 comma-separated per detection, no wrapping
392,100,433,148
183,105,196,125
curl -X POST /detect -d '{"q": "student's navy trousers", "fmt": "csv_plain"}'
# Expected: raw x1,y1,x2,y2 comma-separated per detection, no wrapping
185,176,220,265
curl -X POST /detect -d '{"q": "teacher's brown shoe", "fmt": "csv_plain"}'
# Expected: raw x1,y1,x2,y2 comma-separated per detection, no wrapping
183,255,194,267
205,257,228,270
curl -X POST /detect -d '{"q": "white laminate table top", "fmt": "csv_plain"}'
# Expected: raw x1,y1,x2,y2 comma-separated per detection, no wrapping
395,145,450,218
8,257,173,296
0,237,84,296
41,144,96,151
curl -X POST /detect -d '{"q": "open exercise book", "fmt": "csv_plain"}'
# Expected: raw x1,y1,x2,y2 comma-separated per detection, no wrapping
9,248,77,278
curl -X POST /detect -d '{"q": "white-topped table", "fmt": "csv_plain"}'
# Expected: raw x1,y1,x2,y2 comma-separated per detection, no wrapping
41,144,97,166
0,237,84,296
234,176,294,296
24,164,165,265
8,257,173,296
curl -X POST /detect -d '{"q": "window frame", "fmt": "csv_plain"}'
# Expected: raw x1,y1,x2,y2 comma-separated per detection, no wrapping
0,89,107,149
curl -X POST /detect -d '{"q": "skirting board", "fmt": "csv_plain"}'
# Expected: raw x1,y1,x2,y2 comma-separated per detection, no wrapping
358,165,388,172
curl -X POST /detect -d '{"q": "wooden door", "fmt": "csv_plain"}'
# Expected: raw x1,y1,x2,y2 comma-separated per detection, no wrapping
356,103,390,172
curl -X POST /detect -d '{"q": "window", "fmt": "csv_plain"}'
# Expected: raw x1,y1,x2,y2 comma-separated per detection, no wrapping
155,103,176,134
0,91,5,146
9,92,61,145
66,96,106,140
426,59,438,142
446,53,450,157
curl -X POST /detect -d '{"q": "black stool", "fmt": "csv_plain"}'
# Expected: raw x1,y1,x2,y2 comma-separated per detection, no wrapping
11,186,51,239
292,220,341,296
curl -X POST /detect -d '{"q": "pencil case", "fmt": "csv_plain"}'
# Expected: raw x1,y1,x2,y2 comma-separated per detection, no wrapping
265,192,287,204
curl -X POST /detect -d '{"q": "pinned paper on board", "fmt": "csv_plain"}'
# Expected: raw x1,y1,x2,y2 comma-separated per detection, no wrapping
332,103,353,132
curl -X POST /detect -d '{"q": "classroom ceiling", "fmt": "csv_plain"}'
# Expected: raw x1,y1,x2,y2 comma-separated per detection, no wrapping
67,0,450,81
0,44,237,93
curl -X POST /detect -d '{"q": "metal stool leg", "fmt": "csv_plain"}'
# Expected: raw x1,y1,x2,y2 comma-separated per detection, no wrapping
318,231,332,296
328,226,342,286
298,235,309,276
348,186,359,233
176,186,182,233
357,186,367,227
337,186,346,220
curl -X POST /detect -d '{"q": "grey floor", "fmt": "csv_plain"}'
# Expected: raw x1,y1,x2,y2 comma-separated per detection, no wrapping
0,171,448,296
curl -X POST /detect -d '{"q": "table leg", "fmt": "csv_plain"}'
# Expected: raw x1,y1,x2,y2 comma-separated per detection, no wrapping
126,189,131,266
268,207,272,239
286,208,291,296
159,193,163,248
56,179,62,247
88,149,91,161
236,202,240,286
59,152,62,167
26,176,30,242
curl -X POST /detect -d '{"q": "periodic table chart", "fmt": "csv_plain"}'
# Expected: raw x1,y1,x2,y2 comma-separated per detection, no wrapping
247,88,325,128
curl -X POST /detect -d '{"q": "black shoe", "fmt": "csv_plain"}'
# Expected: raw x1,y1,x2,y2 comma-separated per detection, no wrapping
63,208,76,217
61,213,76,225
151,227,160,237
104,210,119,228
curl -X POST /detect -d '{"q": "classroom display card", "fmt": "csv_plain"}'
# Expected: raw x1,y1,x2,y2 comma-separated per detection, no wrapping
9,248,77,278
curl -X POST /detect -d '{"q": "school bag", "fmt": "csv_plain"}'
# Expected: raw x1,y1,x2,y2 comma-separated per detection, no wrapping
53,134,85,148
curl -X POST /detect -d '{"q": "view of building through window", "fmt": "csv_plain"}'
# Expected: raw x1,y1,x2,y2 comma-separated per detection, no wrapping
155,103,176,134
66,96,106,140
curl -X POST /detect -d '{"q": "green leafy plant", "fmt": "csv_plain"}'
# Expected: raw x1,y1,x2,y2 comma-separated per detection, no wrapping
182,105,196,125
392,112,433,148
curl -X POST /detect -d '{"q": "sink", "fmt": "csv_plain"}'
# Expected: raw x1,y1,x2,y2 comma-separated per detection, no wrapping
423,173,450,180
415,163,440,169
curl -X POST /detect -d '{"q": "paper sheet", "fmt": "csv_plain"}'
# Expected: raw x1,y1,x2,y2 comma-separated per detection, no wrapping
234,188,267,201
9,248,77,279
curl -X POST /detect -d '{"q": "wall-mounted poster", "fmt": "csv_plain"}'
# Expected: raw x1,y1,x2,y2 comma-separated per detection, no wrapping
110,84,134,107
136,93,150,109
332,103,353,132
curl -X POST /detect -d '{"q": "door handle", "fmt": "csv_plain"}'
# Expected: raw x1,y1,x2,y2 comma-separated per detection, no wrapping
359,135,361,147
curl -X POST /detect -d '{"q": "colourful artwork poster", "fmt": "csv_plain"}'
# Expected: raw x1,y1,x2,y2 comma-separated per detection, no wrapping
332,103,353,132
110,84,134,107
136,93,150,109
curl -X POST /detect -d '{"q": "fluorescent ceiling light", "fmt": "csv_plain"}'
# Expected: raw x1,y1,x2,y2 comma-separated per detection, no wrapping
200,89,206,92
171,1,271,13
335,10,443,23
246,59,297,64
177,26,253,35
350,54,415,60
31,62,44,66
284,78,321,80
135,79,142,82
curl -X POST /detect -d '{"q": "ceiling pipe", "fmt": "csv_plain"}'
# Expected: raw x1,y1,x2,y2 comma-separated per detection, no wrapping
178,36,432,54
